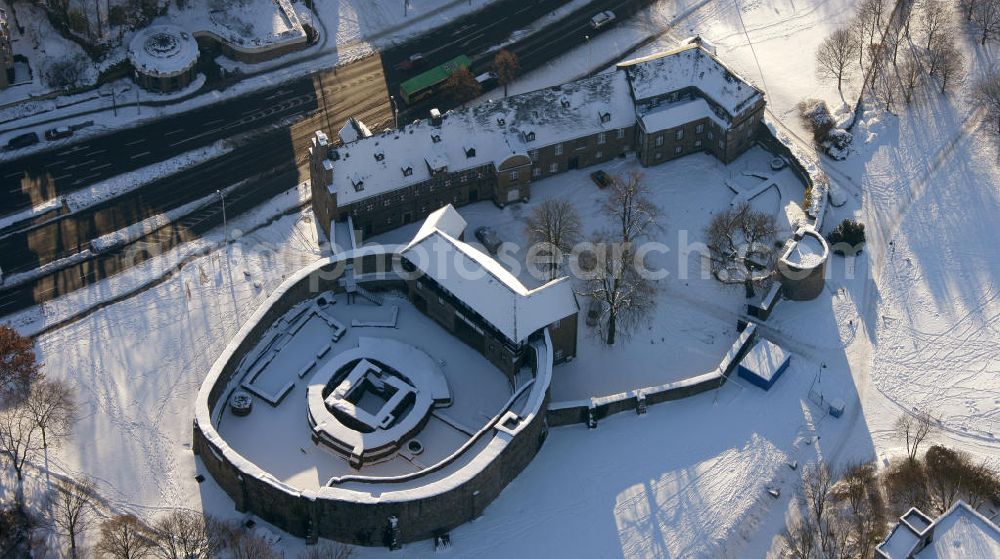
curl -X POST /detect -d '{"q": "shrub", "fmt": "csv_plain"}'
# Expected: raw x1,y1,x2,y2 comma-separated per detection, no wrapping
797,99,835,142
827,219,865,255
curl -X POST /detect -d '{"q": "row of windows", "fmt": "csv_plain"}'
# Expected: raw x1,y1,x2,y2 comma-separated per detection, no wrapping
527,128,629,160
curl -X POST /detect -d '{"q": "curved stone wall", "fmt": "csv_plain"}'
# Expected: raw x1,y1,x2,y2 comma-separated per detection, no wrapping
193,248,553,546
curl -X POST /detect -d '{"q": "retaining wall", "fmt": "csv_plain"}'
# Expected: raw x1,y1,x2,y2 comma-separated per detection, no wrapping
193,248,553,546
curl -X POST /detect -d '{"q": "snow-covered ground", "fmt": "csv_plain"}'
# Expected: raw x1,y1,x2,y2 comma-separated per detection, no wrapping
6,0,1000,556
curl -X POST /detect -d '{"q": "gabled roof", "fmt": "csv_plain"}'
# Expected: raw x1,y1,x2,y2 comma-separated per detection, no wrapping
400,205,578,343
619,44,763,117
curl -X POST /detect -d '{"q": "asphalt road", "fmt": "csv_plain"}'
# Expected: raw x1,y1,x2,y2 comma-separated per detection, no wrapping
382,0,653,121
0,0,666,316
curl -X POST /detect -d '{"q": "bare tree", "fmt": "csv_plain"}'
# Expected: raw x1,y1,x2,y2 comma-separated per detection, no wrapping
151,510,219,559
602,171,661,249
899,55,922,105
97,515,154,559
579,235,657,345
704,202,779,298
51,477,96,559
780,515,816,559
927,36,965,93
971,0,1000,44
24,379,77,486
970,68,1000,133
961,0,983,20
816,28,859,98
0,325,42,404
441,66,481,106
299,541,354,559
0,403,42,505
524,199,583,280
493,49,519,98
883,457,930,513
801,463,835,532
895,412,937,461
228,530,280,559
838,461,887,558
919,0,952,49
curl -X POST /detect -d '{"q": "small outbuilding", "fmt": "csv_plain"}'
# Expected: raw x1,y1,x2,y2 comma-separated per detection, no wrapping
737,339,790,390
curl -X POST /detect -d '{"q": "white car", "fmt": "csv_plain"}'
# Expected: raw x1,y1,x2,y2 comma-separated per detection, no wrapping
590,10,616,29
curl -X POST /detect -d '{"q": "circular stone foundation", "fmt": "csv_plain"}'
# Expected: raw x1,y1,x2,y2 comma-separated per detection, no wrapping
307,338,451,468
128,25,199,92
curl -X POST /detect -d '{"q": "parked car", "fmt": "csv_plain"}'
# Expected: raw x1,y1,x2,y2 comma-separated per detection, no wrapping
394,53,426,71
590,10,616,29
590,169,611,188
4,132,39,151
44,126,74,141
475,71,498,86
474,226,503,255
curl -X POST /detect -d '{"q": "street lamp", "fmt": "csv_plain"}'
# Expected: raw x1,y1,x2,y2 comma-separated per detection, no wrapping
390,95,399,129
585,35,592,71
217,189,229,246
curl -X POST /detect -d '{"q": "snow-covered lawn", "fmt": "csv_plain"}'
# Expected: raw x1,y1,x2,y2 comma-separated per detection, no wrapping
376,146,807,402
345,353,863,559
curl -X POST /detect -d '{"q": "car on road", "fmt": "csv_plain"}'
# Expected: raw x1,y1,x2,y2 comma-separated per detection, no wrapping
44,126,74,141
590,10,616,29
394,53,426,72
474,226,503,255
4,132,40,151
590,169,611,188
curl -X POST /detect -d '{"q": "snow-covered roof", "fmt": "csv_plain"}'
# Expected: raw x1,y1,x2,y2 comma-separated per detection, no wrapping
400,206,578,343
918,502,1000,559
638,97,728,132
327,71,634,206
877,501,1000,559
619,44,762,117
780,227,829,268
127,25,199,78
738,339,789,382
339,117,372,145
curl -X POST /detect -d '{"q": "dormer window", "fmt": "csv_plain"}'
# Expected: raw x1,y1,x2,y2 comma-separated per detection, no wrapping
497,117,506,126
464,145,476,158
600,111,611,123
431,134,441,143
560,96,570,109
350,173,364,192
525,131,536,142
374,151,385,162
401,165,413,177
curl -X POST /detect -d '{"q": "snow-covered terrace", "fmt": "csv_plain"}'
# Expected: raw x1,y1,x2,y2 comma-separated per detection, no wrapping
215,291,516,491
329,71,635,206
619,44,763,117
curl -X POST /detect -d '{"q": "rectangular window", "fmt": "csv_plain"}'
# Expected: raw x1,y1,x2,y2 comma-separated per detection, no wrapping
674,146,682,154
511,170,519,181
708,131,714,140
696,124,704,134
675,129,684,141
597,132,606,145
532,167,541,177
595,151,603,159
655,135,664,147
529,150,538,160
549,162,558,173
554,143,563,156
719,140,725,149
617,128,625,139
695,140,702,147
655,152,662,160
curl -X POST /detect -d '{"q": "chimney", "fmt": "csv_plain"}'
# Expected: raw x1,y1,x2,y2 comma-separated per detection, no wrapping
430,108,443,126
